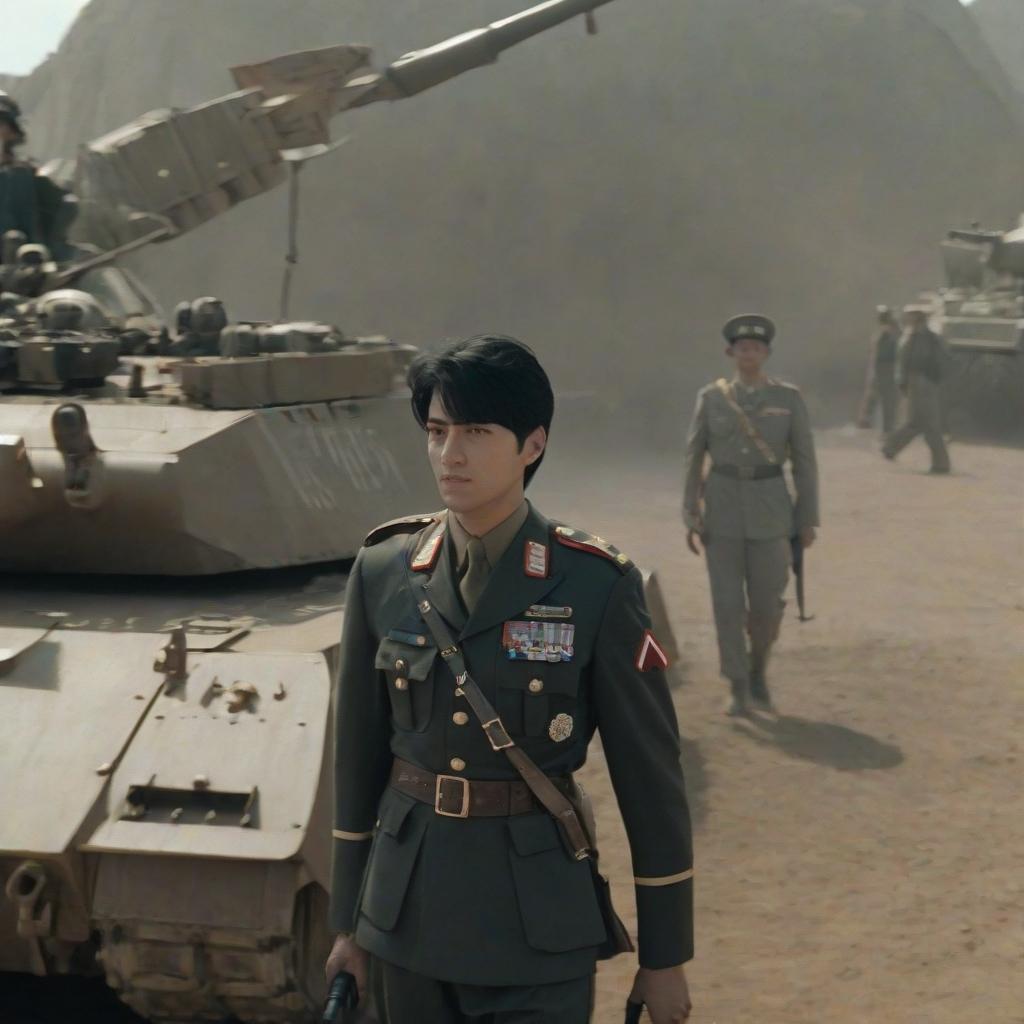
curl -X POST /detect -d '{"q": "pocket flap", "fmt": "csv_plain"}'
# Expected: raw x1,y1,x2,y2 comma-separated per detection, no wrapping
507,813,562,857
378,790,417,838
374,636,437,680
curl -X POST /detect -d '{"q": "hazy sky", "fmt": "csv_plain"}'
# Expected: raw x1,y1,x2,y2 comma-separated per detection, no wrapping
0,0,90,76
0,0,979,78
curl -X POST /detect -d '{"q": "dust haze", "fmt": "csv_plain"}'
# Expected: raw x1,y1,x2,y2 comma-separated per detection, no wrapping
6,0,1024,439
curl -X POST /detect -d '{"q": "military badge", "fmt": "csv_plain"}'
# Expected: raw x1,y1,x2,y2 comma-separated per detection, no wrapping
523,539,548,578
635,629,669,672
410,522,444,572
548,713,574,743
502,620,575,662
524,604,573,619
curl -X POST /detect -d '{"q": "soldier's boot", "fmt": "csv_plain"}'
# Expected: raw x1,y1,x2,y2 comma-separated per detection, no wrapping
748,656,774,713
724,678,750,717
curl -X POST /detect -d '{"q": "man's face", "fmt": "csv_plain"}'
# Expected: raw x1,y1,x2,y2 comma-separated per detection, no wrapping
727,337,771,374
425,393,545,515
0,121,16,147
903,312,926,331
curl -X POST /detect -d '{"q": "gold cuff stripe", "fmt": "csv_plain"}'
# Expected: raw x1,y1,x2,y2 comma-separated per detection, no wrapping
332,828,373,841
634,869,694,887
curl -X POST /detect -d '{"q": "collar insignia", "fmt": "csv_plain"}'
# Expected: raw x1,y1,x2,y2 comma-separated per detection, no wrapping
523,539,549,578
410,521,445,572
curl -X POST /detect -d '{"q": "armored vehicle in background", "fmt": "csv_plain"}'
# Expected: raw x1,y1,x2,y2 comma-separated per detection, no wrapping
0,4,669,1023
914,215,1024,430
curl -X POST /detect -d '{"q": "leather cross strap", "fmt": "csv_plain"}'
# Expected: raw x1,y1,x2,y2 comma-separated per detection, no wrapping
715,378,778,465
413,578,593,861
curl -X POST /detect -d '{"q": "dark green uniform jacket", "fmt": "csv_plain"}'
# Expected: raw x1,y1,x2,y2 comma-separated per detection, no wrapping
0,161,75,257
330,504,693,986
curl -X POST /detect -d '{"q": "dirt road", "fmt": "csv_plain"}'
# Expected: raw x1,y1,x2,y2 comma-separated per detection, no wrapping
532,428,1024,1024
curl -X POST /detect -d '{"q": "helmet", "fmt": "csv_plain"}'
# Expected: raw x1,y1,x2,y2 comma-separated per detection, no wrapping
0,91,25,144
36,289,111,331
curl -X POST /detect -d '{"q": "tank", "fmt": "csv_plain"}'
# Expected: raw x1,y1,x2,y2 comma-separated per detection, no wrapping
912,215,1024,432
0,4,667,1023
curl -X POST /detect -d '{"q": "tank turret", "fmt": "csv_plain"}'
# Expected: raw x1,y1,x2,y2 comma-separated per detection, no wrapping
908,215,1024,432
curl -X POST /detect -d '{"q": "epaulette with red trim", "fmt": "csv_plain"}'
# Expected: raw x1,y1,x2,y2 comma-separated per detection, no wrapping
364,513,441,548
552,524,633,573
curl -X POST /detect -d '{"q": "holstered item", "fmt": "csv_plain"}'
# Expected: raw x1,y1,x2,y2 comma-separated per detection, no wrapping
569,780,634,960
413,573,634,959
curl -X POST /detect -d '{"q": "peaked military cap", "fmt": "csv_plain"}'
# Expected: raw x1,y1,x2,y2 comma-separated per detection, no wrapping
723,314,775,345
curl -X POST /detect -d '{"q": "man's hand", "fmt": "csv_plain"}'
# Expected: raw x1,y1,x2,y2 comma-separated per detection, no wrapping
800,526,817,550
686,528,703,557
629,965,691,1023
325,934,369,1001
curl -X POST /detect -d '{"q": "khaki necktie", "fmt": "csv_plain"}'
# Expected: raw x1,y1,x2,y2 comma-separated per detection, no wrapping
459,537,489,613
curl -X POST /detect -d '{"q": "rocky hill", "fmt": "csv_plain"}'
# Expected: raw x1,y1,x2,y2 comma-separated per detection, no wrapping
970,0,1024,97
9,0,1024,430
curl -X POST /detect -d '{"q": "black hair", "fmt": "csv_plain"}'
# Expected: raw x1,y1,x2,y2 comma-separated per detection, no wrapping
408,334,554,487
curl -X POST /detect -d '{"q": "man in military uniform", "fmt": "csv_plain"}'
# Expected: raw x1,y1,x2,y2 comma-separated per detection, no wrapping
325,336,694,1023
0,91,75,258
682,315,819,715
856,306,900,435
881,307,951,474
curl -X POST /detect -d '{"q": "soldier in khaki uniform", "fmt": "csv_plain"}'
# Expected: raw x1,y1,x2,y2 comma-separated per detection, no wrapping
881,307,951,474
326,336,694,1023
683,315,819,715
857,306,900,435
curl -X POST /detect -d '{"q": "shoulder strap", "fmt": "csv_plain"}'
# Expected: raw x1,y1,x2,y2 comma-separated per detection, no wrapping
411,576,592,861
714,378,777,465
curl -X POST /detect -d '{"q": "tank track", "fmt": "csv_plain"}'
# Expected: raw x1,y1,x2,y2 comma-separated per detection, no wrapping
97,919,319,1023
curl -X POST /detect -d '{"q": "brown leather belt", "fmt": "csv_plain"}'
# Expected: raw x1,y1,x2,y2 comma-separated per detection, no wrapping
712,463,783,480
390,758,573,819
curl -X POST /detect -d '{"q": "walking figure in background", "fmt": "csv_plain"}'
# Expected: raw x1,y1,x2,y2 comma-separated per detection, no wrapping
881,307,951,474
683,315,820,716
857,305,900,435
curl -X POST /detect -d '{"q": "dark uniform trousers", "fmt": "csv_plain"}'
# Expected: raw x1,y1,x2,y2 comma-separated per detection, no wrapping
378,961,593,1024
330,505,694,1024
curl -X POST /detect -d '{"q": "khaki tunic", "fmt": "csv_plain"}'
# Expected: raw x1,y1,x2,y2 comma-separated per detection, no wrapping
682,377,819,686
883,329,951,471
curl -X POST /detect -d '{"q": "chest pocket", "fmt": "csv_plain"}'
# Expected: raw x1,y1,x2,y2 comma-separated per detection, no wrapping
752,406,791,447
374,635,438,732
708,407,736,439
495,658,582,740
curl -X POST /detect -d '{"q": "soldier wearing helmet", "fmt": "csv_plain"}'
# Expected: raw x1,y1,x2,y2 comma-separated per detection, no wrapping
0,91,76,257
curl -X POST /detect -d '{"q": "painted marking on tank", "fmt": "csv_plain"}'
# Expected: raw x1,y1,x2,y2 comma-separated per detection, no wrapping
255,408,408,510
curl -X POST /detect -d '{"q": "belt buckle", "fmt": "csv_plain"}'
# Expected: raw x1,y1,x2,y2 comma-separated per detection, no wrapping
738,465,756,480
435,775,470,818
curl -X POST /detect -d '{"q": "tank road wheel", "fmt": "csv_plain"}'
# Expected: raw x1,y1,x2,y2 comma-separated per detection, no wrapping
98,882,333,1023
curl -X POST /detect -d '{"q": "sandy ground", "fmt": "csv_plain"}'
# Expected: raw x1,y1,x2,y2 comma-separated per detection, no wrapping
2,428,1021,1024
532,427,1024,1024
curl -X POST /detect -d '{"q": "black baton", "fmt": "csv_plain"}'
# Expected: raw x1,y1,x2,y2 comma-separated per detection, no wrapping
625,999,644,1023
323,971,359,1023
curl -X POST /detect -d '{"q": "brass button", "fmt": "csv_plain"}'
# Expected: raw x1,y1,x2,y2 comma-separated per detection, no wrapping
452,712,469,726
394,677,409,691
528,678,544,694
395,658,408,673
449,757,466,772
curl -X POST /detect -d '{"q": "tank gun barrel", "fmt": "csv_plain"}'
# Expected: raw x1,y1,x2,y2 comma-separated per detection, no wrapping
68,0,620,255
947,228,1003,245
351,0,618,103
